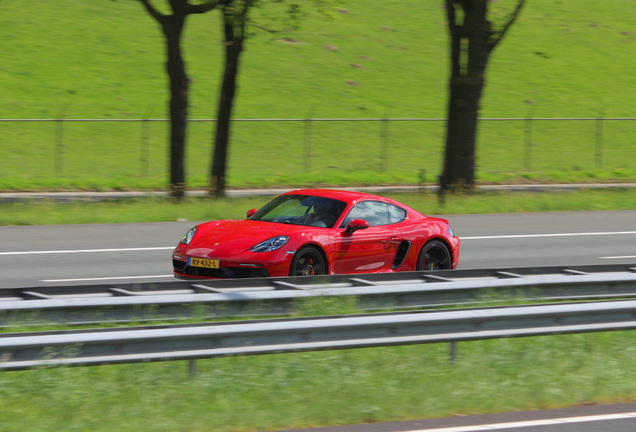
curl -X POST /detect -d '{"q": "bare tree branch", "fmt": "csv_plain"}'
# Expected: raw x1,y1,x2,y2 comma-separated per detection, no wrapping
489,0,526,52
445,1,462,79
138,0,227,20
187,0,230,15
138,0,165,22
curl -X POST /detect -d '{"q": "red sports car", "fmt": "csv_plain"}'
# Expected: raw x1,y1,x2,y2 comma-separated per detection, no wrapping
172,189,460,279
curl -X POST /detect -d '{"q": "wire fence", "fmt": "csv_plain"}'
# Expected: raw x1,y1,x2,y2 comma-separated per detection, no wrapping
1,116,634,186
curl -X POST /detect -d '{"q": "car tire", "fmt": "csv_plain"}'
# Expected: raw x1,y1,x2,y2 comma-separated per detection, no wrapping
417,240,451,271
289,246,327,276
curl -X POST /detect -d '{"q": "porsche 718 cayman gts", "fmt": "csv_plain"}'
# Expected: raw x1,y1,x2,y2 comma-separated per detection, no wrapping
172,189,460,279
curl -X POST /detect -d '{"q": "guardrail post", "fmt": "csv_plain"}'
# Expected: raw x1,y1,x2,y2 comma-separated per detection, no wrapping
189,359,198,377
449,342,457,363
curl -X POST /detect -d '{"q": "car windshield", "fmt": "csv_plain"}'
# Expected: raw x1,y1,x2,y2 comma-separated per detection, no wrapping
249,195,346,228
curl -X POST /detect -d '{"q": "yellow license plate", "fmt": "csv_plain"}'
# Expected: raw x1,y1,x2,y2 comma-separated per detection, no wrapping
189,257,220,269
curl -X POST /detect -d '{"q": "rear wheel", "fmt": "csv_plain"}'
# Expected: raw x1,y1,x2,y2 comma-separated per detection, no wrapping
289,246,326,276
417,240,451,270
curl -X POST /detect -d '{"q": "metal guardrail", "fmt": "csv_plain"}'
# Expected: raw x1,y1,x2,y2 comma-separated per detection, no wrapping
2,264,636,326
3,299,636,371
3,184,636,203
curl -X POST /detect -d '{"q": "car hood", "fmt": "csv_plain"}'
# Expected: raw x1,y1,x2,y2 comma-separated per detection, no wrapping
187,219,311,256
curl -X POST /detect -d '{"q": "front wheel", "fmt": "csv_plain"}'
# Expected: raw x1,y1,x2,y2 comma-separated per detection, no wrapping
417,240,451,271
289,246,327,276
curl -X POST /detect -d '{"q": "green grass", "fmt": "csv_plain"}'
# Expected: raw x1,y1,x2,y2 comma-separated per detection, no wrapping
1,2,636,430
2,187,635,226
2,332,636,431
1,0,635,192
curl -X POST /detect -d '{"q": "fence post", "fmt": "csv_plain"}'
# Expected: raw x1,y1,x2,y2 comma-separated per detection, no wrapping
418,169,427,193
55,105,69,176
524,105,536,171
141,106,153,177
380,109,390,172
595,108,605,169
303,107,314,172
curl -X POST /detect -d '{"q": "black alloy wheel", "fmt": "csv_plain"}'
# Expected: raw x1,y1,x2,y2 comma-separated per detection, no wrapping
290,246,327,276
417,240,452,270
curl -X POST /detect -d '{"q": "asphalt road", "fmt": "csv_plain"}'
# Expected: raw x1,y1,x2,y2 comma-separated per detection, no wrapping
1,210,635,288
285,402,636,432
1,210,636,431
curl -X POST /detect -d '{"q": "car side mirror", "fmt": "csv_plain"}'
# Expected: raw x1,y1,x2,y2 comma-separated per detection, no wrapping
246,209,257,218
345,219,369,234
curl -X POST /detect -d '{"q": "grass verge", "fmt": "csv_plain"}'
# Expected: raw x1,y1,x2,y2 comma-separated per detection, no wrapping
1,0,635,192
1,187,635,226
1,331,636,432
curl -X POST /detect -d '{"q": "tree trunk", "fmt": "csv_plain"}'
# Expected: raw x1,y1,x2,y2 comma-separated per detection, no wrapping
137,0,224,201
441,0,492,193
443,82,483,191
164,17,189,201
210,6,245,198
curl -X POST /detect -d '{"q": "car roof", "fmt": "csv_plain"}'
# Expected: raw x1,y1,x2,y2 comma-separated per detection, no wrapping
283,188,385,203
281,188,427,219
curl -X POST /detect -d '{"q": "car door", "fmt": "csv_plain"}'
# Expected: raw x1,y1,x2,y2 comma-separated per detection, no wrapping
333,200,405,274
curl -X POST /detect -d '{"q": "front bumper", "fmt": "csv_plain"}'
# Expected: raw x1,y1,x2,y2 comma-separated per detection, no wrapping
172,259,271,279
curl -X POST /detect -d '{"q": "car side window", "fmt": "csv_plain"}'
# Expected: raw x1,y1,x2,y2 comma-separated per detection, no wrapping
341,201,407,228
341,201,387,227
388,204,407,224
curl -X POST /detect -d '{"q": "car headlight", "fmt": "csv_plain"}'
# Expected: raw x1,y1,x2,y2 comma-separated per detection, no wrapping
250,236,289,253
448,226,455,237
182,226,198,245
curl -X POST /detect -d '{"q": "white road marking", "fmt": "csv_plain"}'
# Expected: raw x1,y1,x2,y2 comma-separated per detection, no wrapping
40,275,175,282
1,231,634,256
462,231,636,240
600,255,636,260
400,411,636,431
0,247,174,256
